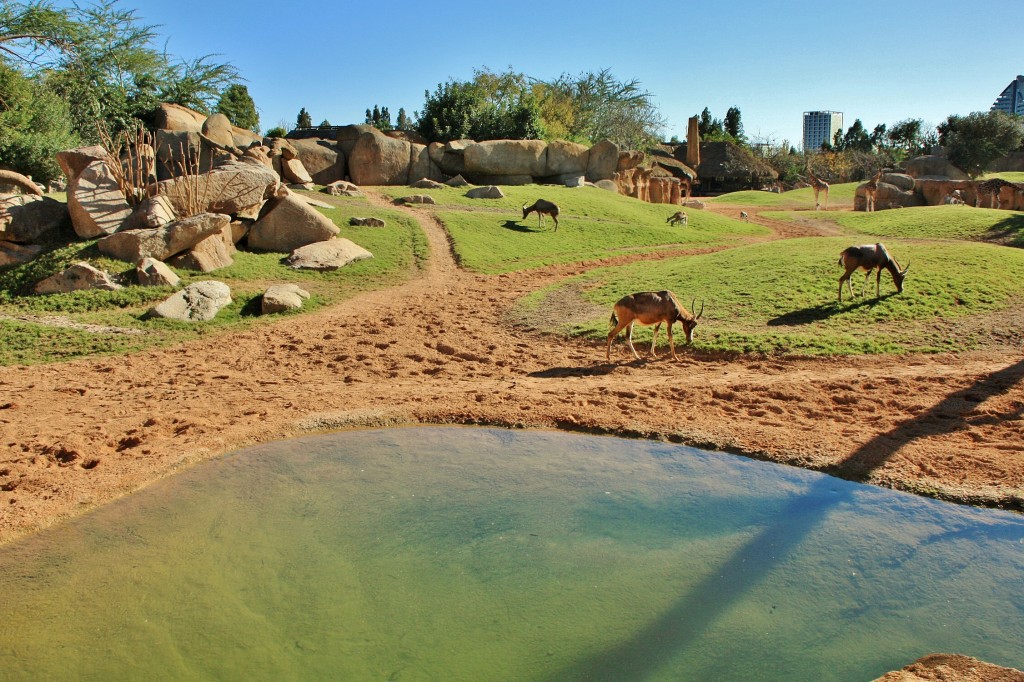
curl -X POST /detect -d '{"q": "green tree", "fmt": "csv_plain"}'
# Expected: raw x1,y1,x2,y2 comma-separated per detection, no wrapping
842,119,872,152
697,106,725,140
938,111,1024,177
159,54,239,115
318,118,330,128
215,83,258,132
0,0,76,67
415,70,544,143
265,125,285,138
0,61,78,181
296,106,311,128
396,107,409,130
724,106,745,142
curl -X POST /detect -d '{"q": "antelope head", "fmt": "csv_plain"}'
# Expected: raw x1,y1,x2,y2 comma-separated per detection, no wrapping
893,261,911,293
678,298,705,343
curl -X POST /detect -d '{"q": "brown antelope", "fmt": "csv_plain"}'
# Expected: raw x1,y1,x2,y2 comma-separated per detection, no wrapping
667,211,688,226
606,291,704,362
838,243,910,302
522,199,560,231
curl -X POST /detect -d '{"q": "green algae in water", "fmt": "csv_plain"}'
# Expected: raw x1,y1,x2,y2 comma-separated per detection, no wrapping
0,426,1022,681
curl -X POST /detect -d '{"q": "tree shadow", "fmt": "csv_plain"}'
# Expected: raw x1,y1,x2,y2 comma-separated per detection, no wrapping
985,214,1024,247
528,363,620,378
767,293,895,326
548,356,1024,680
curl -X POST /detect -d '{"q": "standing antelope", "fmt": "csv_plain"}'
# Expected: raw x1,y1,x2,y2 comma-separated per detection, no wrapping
667,211,688,226
607,291,704,362
522,199,560,231
838,243,910,302
740,211,749,222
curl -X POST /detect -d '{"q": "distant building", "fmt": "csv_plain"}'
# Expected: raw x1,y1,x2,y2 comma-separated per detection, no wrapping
803,111,843,152
991,75,1024,116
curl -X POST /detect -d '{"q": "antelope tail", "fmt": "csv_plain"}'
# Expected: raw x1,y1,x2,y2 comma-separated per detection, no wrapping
609,312,618,328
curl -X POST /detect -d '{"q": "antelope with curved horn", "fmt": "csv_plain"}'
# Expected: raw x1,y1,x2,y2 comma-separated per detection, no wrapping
667,210,688,226
607,290,704,361
522,199,560,231
838,242,910,302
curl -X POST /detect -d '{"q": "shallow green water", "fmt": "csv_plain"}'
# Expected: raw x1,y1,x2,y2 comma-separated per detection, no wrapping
0,427,1022,681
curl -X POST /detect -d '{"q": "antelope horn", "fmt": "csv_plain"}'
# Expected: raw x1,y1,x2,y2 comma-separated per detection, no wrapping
901,260,910,274
691,298,705,320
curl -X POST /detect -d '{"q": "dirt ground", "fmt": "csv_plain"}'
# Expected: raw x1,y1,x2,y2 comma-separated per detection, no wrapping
1,194,1023,547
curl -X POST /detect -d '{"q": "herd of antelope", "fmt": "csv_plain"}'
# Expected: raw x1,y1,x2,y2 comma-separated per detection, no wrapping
518,199,911,363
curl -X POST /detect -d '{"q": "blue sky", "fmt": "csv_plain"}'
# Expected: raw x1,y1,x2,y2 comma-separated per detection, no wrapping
116,0,1020,147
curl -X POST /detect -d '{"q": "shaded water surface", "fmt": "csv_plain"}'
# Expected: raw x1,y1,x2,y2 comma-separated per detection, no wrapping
0,427,1022,681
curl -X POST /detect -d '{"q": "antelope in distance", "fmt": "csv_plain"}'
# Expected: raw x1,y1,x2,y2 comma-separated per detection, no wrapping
607,291,704,362
522,199,560,231
667,211,688,226
740,211,749,222
838,243,910,302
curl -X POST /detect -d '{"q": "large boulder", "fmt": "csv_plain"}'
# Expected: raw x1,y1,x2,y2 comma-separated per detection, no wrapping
903,155,970,180
167,223,235,272
409,143,443,183
0,195,70,243
545,140,590,176
282,157,314,185
248,188,339,252
290,138,344,184
881,173,915,192
97,212,230,263
34,262,121,294
156,158,279,218
348,130,411,185
463,139,547,177
854,182,924,211
334,124,379,158
0,169,43,196
915,179,974,206
154,130,205,181
125,194,176,231
65,160,134,238
147,280,232,322
467,174,533,186
201,113,235,149
322,180,363,197
465,186,505,199
430,140,472,177
586,140,619,181
0,241,43,267
286,238,372,270
154,103,205,133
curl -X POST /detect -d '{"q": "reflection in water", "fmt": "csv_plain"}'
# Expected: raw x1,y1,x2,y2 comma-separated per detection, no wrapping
0,427,1021,681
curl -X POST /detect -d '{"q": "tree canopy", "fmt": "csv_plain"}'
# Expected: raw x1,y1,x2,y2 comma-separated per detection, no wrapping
216,83,259,133
938,110,1024,178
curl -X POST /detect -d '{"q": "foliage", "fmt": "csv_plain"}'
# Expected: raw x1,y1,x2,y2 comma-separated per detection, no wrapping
723,106,745,144
264,126,285,138
365,104,392,131
938,110,1024,178
416,68,545,143
395,107,410,130
535,68,663,149
296,106,311,128
215,83,259,133
0,0,76,66
0,61,79,181
158,54,240,115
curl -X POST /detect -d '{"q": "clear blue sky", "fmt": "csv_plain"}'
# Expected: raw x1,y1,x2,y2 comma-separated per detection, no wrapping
115,0,1021,148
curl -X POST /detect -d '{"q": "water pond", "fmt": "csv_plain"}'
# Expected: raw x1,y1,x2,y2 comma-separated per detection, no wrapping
1,426,1022,680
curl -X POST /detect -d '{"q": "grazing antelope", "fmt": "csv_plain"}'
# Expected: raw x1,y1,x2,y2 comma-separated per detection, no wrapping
838,243,910,302
943,190,965,206
522,199,560,231
667,211,688,226
607,291,704,362
740,211,749,222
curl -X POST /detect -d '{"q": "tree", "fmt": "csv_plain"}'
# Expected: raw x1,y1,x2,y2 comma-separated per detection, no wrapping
159,54,240,115
0,0,76,67
296,106,311,128
0,61,78,181
939,111,1024,177
396,107,410,130
416,69,545,143
318,118,330,128
842,119,872,152
215,83,258,132
724,106,745,143
697,106,725,140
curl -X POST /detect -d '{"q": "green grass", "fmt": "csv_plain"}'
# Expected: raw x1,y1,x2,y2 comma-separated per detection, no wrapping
377,184,768,273
519,237,1024,356
709,182,861,210
980,171,1024,182
0,194,427,365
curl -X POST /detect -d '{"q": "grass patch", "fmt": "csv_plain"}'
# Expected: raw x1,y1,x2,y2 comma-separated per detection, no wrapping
0,195,427,365
709,183,861,210
519,237,1024,356
980,172,1024,183
377,184,767,273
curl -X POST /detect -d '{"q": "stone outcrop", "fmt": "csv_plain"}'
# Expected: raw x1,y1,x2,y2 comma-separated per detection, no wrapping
464,140,548,179
282,157,314,185
97,212,230,263
154,103,206,133
261,283,310,314
411,178,445,190
167,224,235,272
0,241,43,267
289,138,343,185
545,141,590,176
586,140,619,181
125,194,176,230
410,144,443,184
0,195,70,243
147,280,232,321
348,130,411,185
57,146,134,238
136,257,180,287
322,181,362,197
0,169,43,196
872,653,1024,682
35,262,121,294
445,174,470,187
248,188,339,252
855,181,924,211
156,158,279,218
285,238,373,270
394,194,435,205
881,173,915,192
903,155,970,180
350,217,386,227
201,113,235,149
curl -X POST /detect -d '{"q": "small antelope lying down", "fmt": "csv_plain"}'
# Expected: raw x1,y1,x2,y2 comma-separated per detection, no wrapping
943,190,965,205
607,290,704,361
667,211,688,226
838,242,910,302
523,199,560,231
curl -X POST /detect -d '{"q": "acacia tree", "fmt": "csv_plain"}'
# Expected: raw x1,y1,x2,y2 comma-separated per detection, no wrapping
939,111,1024,177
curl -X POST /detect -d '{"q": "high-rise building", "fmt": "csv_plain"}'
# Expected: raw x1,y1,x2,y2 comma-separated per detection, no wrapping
991,75,1024,116
803,111,844,152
